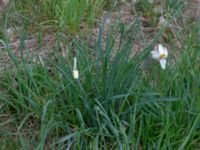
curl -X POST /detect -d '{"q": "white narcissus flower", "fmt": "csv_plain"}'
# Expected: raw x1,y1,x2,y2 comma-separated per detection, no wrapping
151,44,168,69
158,16,167,26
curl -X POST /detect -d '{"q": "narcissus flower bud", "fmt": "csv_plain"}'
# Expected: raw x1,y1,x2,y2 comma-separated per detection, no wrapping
73,57,79,79
73,70,79,79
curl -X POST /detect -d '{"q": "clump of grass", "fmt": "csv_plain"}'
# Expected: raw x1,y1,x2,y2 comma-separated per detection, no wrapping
1,23,146,148
1,21,200,150
11,0,105,34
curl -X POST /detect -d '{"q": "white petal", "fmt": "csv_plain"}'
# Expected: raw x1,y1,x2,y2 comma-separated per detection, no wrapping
160,59,167,69
158,44,165,54
151,50,160,60
163,47,168,57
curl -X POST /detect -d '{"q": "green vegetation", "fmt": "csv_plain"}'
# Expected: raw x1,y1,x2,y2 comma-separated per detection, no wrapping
0,0,200,149
11,0,105,34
